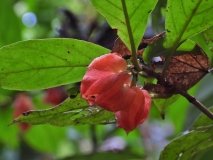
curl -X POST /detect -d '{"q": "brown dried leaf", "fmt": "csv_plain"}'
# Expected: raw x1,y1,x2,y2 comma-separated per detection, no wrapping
112,38,131,56
145,45,210,94
111,38,144,58
164,51,209,91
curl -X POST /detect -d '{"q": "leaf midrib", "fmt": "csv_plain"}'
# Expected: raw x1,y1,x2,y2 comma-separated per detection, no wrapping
0,65,87,74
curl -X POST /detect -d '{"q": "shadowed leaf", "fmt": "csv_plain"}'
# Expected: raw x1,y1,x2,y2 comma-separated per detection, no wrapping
0,39,110,90
10,95,115,126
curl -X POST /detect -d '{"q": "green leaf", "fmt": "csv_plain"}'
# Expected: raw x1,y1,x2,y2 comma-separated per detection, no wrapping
191,107,213,130
0,0,22,47
0,39,110,90
165,0,213,48
11,95,116,126
90,0,157,51
160,126,213,160
153,94,180,119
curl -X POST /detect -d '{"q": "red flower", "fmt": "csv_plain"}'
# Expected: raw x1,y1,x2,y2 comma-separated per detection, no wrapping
81,53,151,133
13,93,34,131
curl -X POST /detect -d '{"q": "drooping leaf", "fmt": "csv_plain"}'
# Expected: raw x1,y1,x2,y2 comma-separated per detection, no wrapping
153,94,181,119
160,126,213,160
0,0,22,47
165,0,213,48
202,26,213,45
90,0,157,51
0,39,110,90
191,107,213,130
10,95,116,126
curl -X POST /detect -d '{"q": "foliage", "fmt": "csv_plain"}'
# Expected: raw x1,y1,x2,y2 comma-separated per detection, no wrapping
1,0,213,160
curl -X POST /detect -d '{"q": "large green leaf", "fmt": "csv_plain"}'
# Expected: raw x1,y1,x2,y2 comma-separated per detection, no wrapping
90,0,157,51
11,95,116,126
0,39,110,90
160,125,213,160
0,0,22,47
165,0,213,48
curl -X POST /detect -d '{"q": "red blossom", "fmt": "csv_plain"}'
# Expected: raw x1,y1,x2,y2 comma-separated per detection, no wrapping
80,53,151,133
13,93,35,131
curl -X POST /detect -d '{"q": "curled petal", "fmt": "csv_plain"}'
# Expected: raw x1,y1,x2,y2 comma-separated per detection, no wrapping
82,71,130,109
89,53,127,73
96,84,135,111
115,87,151,134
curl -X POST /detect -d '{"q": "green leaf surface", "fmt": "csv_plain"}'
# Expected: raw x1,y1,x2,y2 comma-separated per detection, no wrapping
0,0,22,47
160,126,213,160
153,94,180,119
0,39,110,90
191,107,213,130
165,0,213,48
11,95,116,126
90,0,157,51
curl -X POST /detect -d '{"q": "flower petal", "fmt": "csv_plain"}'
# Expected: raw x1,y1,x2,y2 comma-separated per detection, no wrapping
115,87,151,134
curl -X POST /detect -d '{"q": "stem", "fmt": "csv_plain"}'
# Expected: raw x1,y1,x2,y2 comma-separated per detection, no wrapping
121,0,141,72
141,65,213,120
131,73,137,87
162,0,202,77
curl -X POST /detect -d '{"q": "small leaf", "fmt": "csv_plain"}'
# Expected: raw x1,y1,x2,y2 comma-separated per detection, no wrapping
191,107,213,130
153,94,181,119
165,0,213,48
11,95,116,126
0,39,110,90
90,0,157,51
160,126,213,160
